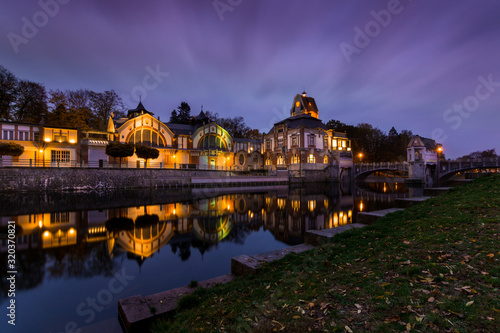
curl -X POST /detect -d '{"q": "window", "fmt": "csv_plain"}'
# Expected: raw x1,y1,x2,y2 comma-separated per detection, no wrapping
19,131,29,141
278,139,283,148
332,139,337,148
308,135,315,146
277,155,284,165
34,132,39,141
50,212,70,224
51,150,70,163
3,130,14,140
291,154,299,164
307,154,315,163
266,140,271,150
292,136,298,146
265,157,271,165
198,134,227,151
323,155,328,164
323,136,328,148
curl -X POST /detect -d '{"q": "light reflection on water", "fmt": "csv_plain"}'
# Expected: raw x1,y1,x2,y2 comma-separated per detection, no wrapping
0,182,413,332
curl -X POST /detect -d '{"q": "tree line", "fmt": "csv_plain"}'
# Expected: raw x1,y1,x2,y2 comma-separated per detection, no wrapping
0,65,125,131
327,120,414,163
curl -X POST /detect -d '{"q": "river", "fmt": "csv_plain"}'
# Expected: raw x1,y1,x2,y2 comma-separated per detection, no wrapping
0,182,418,332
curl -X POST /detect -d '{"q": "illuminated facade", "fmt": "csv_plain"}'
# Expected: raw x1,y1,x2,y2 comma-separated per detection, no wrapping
0,120,80,166
107,103,248,169
263,92,353,175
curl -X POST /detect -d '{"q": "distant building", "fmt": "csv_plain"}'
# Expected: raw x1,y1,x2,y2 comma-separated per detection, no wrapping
407,135,442,184
263,92,352,176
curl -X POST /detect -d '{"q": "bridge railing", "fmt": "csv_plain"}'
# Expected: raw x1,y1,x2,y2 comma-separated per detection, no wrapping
354,162,408,175
439,157,500,174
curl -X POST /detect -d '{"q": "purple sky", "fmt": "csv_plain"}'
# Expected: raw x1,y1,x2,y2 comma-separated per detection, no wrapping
2,0,500,158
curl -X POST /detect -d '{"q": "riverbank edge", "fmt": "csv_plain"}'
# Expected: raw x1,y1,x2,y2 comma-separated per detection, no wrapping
150,175,500,332
0,167,346,192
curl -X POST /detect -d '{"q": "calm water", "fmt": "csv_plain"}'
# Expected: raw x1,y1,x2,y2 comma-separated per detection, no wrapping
0,182,414,333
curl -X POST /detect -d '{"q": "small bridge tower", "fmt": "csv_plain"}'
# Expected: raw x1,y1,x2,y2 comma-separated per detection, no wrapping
407,135,442,185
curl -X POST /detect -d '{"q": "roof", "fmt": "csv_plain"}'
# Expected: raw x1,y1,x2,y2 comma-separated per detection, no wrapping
127,101,153,118
165,123,195,136
409,135,439,150
273,114,328,131
233,138,262,143
192,111,208,120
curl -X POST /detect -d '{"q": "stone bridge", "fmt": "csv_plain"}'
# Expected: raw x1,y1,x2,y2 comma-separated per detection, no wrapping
438,158,500,180
353,162,408,180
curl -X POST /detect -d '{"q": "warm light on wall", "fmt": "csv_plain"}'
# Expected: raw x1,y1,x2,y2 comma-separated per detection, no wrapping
43,231,50,238
44,138,51,142
39,149,43,153
359,202,364,212
39,221,43,228
173,209,176,215
69,139,76,143
69,228,75,235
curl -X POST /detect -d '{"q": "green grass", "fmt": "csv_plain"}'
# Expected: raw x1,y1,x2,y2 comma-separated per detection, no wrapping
152,175,500,332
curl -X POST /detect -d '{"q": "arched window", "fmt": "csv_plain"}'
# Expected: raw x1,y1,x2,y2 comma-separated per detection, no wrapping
265,157,272,165
198,134,227,151
307,154,315,163
323,155,328,164
277,155,285,165
127,129,165,147
291,154,299,164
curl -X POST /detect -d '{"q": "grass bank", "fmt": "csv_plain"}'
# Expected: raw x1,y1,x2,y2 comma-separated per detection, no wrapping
153,175,500,332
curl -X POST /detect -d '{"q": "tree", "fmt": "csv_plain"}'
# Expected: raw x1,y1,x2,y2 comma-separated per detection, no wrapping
169,102,191,124
177,102,191,124
0,142,24,157
169,109,179,123
67,89,94,130
90,90,124,131
105,142,134,166
47,90,70,127
0,66,18,121
135,144,159,167
13,80,47,123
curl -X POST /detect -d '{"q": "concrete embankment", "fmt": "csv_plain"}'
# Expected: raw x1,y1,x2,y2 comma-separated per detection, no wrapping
0,167,288,192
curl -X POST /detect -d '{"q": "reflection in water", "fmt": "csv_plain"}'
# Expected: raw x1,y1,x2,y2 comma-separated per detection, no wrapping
1,184,410,260
0,182,411,296
1,190,356,265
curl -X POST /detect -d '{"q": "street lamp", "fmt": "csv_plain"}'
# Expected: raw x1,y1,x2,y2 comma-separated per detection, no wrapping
358,152,363,163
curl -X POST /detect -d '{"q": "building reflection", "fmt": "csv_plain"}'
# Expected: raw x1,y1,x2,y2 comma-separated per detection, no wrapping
1,183,409,269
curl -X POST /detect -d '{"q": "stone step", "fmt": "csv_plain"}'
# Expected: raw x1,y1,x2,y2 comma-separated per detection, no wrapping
423,187,451,196
118,274,234,333
357,208,404,224
395,196,431,208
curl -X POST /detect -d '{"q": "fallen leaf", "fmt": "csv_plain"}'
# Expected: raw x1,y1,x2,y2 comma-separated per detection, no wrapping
466,301,474,307
428,297,435,303
292,315,301,319
345,325,353,333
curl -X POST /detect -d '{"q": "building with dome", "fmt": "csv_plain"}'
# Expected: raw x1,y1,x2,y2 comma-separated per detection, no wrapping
263,92,353,178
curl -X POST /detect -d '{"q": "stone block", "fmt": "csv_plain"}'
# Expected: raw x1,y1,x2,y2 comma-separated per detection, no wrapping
231,255,261,276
